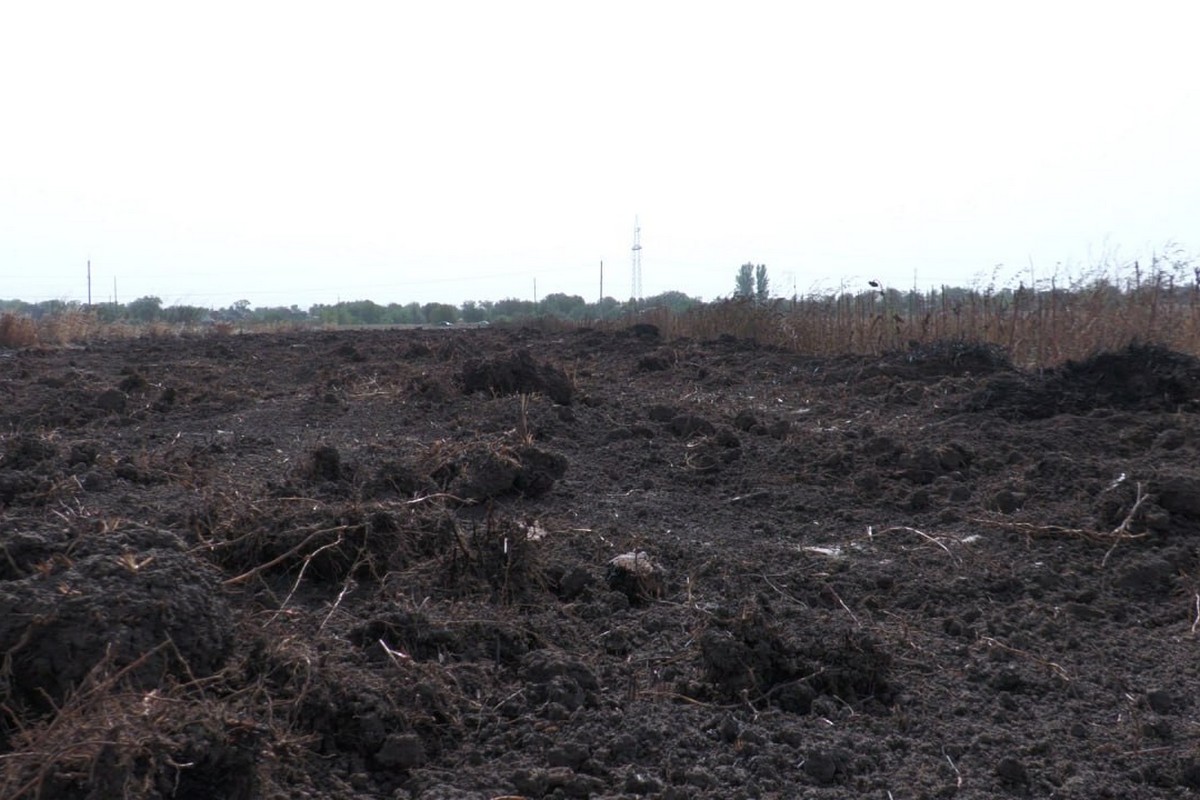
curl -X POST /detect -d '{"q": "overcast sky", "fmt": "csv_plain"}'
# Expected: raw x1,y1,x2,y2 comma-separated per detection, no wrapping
1,1,1196,309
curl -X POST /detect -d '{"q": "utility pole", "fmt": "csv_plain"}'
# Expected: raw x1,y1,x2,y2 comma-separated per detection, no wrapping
87,260,92,306
631,216,643,301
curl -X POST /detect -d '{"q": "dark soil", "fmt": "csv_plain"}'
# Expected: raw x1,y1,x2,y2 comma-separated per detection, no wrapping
3,328,1200,798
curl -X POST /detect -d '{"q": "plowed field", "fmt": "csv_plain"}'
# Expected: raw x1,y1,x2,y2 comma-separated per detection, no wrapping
4,325,1200,798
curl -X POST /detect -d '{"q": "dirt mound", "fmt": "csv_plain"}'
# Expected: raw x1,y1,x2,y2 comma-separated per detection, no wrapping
698,604,894,713
962,342,1200,418
1055,343,1200,410
0,527,232,743
1,433,59,470
892,339,1014,376
435,443,568,502
461,349,574,404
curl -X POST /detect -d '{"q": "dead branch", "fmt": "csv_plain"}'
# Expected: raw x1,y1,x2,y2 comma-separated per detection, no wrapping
268,533,345,623
223,525,354,586
870,525,961,564
1102,481,1150,567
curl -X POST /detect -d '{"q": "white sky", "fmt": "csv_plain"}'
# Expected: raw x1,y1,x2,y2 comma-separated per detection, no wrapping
1,1,1197,309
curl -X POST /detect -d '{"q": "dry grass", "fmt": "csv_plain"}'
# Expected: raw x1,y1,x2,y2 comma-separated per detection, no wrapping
0,310,130,348
629,262,1200,368
0,313,38,348
0,310,196,348
6,255,1200,369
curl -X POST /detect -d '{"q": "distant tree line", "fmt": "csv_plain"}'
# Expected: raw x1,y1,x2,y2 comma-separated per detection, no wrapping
0,289,702,327
5,256,1192,328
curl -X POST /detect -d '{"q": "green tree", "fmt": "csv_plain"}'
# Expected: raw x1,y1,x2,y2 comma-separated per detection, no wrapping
644,290,699,313
380,303,406,324
33,299,72,319
460,300,486,323
309,303,338,324
218,299,252,321
162,304,207,324
350,300,386,325
254,305,308,324
755,264,769,303
126,296,163,322
493,298,537,320
592,296,622,319
93,302,122,323
422,302,459,324
735,263,755,298
541,293,587,319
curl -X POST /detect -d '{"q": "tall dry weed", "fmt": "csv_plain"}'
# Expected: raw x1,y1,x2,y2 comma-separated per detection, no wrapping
36,310,109,345
0,313,38,348
630,261,1200,368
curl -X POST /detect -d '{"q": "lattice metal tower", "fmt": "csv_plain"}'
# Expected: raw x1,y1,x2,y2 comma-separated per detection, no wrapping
631,216,643,301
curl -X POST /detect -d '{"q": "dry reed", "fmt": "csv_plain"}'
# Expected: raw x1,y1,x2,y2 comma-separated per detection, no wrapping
5,256,1199,369
625,262,1200,368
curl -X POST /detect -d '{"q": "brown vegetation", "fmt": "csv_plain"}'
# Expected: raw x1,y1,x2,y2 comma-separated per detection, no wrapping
638,276,1200,367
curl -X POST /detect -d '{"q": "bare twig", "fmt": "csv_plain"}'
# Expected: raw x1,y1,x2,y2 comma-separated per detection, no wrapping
268,534,345,624
944,750,963,789
516,393,533,445
871,525,960,564
378,639,412,670
979,636,1070,682
320,576,357,632
1102,481,1149,567
222,525,352,586
759,573,809,608
823,584,860,627
398,491,471,506
970,511,1150,551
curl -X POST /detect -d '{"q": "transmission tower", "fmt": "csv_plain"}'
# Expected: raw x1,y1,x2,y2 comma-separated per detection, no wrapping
631,216,643,301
